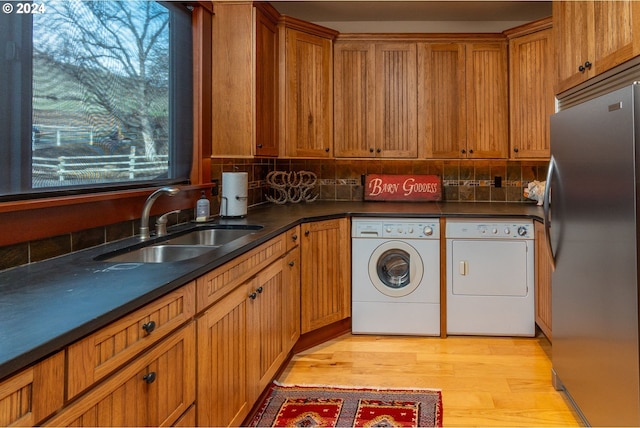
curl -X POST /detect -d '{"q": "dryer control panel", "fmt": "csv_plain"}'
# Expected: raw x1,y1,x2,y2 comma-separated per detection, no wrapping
352,218,440,239
446,219,533,239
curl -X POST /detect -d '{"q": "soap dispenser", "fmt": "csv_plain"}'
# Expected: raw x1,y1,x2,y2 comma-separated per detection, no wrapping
196,191,210,222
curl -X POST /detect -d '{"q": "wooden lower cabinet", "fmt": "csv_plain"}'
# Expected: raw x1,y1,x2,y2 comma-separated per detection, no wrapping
197,248,300,427
0,351,64,427
284,247,301,350
534,221,552,340
45,323,195,427
197,285,251,427
300,218,351,333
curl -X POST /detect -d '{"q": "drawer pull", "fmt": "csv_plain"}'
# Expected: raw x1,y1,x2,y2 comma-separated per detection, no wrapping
256,286,263,294
291,234,298,241
142,321,156,334
143,372,157,384
289,261,295,267
249,292,257,300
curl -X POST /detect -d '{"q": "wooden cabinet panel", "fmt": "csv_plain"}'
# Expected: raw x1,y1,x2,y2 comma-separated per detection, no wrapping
211,2,279,157
67,282,196,400
334,43,376,157
418,43,466,158
554,0,640,94
534,221,552,341
334,41,417,158
553,1,594,92
282,26,334,157
197,285,250,427
300,218,350,333
255,5,279,157
247,261,288,399
375,43,418,158
46,324,195,427
465,42,508,159
196,233,286,312
509,25,553,159
285,225,301,252
419,41,507,159
284,247,301,351
0,352,64,427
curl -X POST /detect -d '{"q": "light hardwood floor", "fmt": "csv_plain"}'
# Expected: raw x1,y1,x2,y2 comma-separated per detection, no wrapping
278,333,581,427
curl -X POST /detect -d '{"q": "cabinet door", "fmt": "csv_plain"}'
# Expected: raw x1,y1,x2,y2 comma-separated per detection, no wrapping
509,28,554,159
553,1,594,93
0,352,64,427
465,42,508,158
334,42,376,157
300,218,350,333
284,28,333,157
592,0,640,74
197,285,250,427
375,43,418,158
255,6,279,157
284,247,301,351
247,261,288,399
534,222,552,340
419,43,466,158
45,324,195,427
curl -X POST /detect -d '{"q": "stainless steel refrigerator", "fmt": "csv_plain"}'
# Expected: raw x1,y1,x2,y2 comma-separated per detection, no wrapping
544,83,640,426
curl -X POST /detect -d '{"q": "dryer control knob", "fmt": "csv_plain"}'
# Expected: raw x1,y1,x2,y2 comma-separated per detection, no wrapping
517,226,528,236
408,227,414,234
423,226,433,236
386,227,392,233
492,228,498,234
504,227,511,235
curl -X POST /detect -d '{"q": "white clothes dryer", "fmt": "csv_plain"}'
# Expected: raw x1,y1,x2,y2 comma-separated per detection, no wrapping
351,218,440,336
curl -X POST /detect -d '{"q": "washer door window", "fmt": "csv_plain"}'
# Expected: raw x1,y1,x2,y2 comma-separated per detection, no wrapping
368,241,423,297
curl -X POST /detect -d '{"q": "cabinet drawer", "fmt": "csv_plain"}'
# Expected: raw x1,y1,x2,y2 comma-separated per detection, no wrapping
286,225,301,252
45,323,195,427
67,282,196,399
196,233,286,311
0,351,64,427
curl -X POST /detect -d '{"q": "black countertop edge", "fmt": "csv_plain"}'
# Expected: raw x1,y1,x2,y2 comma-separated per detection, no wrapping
0,201,544,381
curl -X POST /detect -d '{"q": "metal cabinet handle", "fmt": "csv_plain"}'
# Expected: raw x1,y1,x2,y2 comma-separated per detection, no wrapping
289,261,295,267
291,234,298,241
256,286,263,294
142,321,156,334
305,230,310,236
143,372,156,384
249,292,257,300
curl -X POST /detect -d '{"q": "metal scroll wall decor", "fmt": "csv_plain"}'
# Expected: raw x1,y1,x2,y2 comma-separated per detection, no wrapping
266,170,318,204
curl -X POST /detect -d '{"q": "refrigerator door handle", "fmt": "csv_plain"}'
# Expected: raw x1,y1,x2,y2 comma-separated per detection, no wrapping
543,156,556,270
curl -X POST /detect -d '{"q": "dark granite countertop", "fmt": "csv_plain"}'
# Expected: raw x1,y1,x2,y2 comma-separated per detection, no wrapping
0,201,543,381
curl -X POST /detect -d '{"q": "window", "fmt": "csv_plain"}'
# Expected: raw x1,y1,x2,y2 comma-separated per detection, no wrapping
0,1,193,201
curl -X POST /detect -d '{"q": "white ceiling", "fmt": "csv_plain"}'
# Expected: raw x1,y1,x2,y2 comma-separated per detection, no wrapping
269,1,552,33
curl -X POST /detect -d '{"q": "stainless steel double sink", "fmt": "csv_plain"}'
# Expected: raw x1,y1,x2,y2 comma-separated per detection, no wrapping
95,224,263,263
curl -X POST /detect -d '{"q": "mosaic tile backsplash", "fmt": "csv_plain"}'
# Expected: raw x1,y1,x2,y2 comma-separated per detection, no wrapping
0,157,548,271
213,158,549,208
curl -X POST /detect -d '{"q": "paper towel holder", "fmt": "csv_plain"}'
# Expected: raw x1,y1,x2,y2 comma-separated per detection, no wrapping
220,195,248,218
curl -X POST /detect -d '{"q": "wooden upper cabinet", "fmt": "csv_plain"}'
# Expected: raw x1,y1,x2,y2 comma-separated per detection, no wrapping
418,43,467,158
211,2,279,157
507,19,553,159
334,42,376,157
419,40,507,159
280,19,337,158
554,1,640,94
334,41,417,158
375,43,418,158
465,42,508,159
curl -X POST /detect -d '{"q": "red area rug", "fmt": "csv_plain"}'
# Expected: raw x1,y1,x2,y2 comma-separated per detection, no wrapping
248,383,443,427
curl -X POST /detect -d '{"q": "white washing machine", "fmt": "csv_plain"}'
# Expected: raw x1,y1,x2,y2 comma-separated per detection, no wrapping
446,219,535,337
351,218,440,336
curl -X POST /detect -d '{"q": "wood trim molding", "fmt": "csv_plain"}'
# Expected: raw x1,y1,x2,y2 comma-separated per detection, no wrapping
503,16,552,39
336,32,507,42
278,15,339,39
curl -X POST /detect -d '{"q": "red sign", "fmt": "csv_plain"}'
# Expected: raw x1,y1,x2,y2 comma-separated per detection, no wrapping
364,174,442,202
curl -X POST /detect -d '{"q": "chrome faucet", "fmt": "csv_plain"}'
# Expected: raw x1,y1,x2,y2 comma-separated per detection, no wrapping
139,186,180,240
